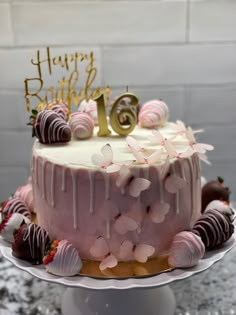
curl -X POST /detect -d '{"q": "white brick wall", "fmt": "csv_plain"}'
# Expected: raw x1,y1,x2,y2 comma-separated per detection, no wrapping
0,0,236,200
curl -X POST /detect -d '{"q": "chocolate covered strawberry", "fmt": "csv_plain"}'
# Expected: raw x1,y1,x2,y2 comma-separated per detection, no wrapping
43,240,82,276
192,209,234,249
1,197,31,220
201,177,230,213
12,223,50,264
0,213,30,243
30,109,71,144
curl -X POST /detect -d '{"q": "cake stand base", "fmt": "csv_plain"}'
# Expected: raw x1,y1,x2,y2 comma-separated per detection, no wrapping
61,285,176,315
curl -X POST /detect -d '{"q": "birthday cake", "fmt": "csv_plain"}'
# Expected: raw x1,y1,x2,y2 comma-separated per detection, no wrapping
0,49,234,278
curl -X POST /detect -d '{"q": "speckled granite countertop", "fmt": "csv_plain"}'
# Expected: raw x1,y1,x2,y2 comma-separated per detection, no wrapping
0,244,235,315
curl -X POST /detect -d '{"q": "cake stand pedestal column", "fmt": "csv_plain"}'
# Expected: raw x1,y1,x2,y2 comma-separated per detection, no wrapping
61,285,176,315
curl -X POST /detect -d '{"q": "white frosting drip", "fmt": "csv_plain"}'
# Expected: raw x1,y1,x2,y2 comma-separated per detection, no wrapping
143,167,149,181
88,171,95,214
104,173,110,201
71,170,78,230
34,156,38,185
51,164,56,208
106,220,111,240
179,160,186,181
187,157,194,220
62,166,66,192
172,163,179,215
42,160,46,200
156,167,164,203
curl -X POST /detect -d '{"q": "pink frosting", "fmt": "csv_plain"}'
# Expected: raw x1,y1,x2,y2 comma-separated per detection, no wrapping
32,153,201,262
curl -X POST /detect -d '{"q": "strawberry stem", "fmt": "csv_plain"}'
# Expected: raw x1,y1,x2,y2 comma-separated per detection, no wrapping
217,176,224,184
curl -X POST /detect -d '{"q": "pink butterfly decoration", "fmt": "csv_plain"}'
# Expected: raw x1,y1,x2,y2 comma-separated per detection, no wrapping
90,237,118,271
164,139,194,159
114,214,139,235
185,127,214,154
115,165,151,197
165,174,186,193
116,165,133,190
126,136,145,152
91,144,114,169
149,201,170,223
119,240,155,263
128,178,151,197
99,254,118,271
128,143,163,165
150,130,175,146
170,120,204,136
92,144,132,173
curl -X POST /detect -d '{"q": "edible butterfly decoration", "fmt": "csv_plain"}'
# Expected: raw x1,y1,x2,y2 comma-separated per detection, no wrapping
102,201,139,235
119,240,155,263
170,120,204,136
148,200,170,223
91,144,132,173
164,140,194,159
165,173,186,193
126,136,145,152
150,130,175,146
128,143,163,165
185,127,214,154
116,165,151,197
90,237,118,271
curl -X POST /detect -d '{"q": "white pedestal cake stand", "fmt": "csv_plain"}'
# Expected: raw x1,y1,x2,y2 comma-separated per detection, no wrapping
0,236,235,315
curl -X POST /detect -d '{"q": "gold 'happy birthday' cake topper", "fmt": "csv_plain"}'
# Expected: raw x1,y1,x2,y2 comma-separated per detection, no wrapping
24,47,110,114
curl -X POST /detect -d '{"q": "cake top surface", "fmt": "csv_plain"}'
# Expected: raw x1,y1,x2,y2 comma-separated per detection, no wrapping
33,122,190,169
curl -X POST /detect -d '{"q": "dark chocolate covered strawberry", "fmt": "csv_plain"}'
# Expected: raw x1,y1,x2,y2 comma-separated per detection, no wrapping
29,109,71,144
192,209,234,249
12,223,50,264
201,177,230,213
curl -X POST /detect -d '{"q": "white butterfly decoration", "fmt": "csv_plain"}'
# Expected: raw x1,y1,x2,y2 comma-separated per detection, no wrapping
170,120,204,136
119,240,155,263
150,130,176,146
185,127,214,154
90,237,118,271
115,165,151,197
148,200,170,223
91,144,132,173
164,139,194,159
